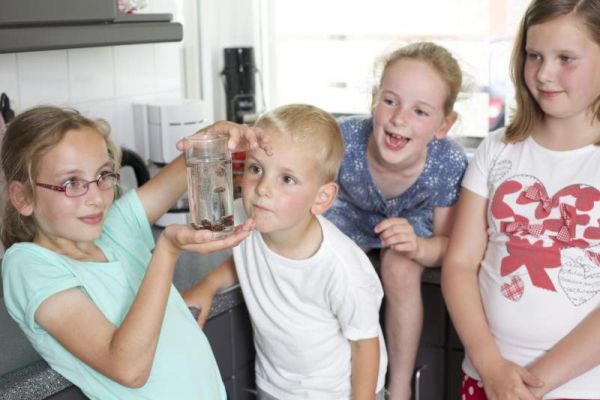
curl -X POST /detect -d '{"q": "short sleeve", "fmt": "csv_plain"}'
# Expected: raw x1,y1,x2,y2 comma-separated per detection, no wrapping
462,130,506,199
101,190,154,253
429,139,468,208
330,260,383,341
2,246,79,333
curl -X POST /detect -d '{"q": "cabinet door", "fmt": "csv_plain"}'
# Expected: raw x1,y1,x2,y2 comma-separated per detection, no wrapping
234,363,257,400
447,350,465,400
231,304,254,369
204,310,234,380
413,347,445,400
421,283,446,347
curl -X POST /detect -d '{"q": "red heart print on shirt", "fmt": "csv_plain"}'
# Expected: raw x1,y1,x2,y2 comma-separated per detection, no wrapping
491,177,600,297
501,275,524,301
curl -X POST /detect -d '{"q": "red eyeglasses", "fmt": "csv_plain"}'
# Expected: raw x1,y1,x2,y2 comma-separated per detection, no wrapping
36,172,120,198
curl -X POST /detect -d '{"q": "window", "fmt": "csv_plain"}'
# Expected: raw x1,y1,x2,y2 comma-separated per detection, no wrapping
258,0,531,138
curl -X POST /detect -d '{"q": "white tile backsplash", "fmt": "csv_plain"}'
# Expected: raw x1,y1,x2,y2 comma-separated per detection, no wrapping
17,50,70,109
0,54,19,110
153,43,183,92
114,44,155,97
68,47,115,102
3,41,185,151
115,97,142,151
2,0,193,153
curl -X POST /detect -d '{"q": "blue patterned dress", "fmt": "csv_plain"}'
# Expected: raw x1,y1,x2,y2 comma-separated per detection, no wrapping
325,115,468,248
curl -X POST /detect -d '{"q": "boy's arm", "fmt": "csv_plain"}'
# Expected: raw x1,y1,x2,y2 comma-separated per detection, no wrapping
527,307,600,397
441,189,541,399
181,255,239,326
375,205,456,267
351,337,380,400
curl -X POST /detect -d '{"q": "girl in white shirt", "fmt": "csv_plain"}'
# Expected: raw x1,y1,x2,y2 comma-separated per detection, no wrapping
442,0,600,399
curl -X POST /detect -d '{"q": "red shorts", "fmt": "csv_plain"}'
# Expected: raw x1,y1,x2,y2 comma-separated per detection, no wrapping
461,373,585,400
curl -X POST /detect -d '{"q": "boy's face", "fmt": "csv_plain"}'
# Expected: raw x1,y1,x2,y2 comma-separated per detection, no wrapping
241,129,326,239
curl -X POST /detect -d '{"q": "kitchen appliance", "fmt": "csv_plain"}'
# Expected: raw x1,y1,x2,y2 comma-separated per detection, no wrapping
221,47,259,124
133,99,211,227
120,147,150,193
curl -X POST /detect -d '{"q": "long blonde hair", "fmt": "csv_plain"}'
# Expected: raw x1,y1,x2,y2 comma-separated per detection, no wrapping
0,106,121,248
506,0,600,143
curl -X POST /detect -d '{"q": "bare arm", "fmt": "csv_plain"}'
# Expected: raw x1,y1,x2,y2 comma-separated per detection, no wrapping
375,205,456,267
441,189,541,399
351,337,380,400
181,256,239,326
35,223,252,387
527,307,600,397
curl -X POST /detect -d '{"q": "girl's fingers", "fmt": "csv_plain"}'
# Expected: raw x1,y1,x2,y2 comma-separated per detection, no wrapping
520,368,543,388
374,217,409,234
198,304,210,327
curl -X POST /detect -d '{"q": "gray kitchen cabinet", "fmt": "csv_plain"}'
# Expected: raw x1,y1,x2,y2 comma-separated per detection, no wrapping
411,281,464,400
204,309,235,380
204,303,256,400
0,0,182,54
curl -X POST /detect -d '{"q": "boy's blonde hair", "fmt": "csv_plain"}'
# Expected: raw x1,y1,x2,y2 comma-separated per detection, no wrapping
0,106,121,248
254,104,344,183
506,0,600,143
372,41,463,116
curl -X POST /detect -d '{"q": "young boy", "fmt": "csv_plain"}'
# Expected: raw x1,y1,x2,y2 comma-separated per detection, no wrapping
183,104,387,400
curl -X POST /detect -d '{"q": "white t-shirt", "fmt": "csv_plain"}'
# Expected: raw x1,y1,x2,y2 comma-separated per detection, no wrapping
233,200,387,400
462,130,600,399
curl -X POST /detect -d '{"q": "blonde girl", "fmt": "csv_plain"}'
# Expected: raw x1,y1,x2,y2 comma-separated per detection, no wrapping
443,0,600,398
1,106,266,399
325,42,468,399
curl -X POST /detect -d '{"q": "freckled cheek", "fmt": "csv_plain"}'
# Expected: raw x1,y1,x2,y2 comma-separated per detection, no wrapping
240,174,255,193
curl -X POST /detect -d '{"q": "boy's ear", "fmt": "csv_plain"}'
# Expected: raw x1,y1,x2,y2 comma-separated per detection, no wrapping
311,181,339,216
434,111,458,140
8,181,34,216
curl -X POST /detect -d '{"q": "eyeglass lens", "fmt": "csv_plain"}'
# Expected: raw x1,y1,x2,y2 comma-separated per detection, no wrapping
66,174,119,197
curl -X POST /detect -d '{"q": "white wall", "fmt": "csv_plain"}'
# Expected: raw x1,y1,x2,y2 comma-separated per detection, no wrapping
200,0,261,121
1,43,184,152
0,1,188,156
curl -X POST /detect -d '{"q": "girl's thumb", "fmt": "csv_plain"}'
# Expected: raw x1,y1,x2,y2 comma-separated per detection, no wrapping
521,369,544,388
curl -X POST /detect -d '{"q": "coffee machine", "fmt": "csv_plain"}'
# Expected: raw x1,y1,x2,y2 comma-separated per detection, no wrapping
133,99,211,226
221,47,258,124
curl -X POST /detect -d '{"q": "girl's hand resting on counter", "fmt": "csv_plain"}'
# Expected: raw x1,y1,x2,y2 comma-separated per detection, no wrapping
181,280,219,327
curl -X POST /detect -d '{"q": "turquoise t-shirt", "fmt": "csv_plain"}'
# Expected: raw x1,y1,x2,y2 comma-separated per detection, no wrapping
2,190,226,400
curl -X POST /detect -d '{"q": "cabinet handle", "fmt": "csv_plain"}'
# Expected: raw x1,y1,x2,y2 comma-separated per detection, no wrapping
413,364,428,400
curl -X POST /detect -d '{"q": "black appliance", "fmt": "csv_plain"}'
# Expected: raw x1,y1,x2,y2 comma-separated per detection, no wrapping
221,47,257,124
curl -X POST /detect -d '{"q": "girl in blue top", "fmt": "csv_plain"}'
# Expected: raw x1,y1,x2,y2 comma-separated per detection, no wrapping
1,106,268,399
325,42,468,400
